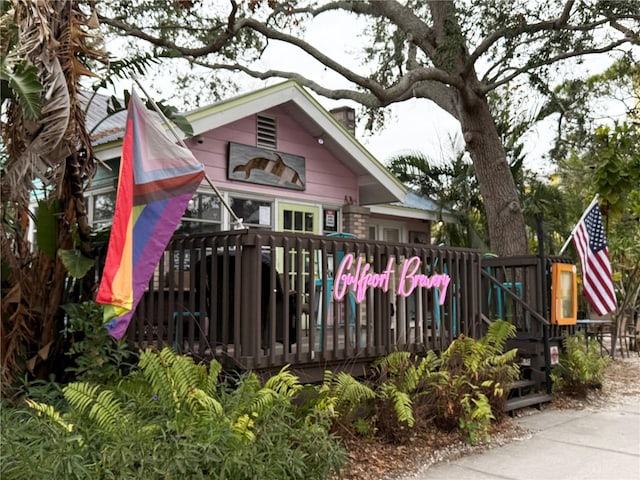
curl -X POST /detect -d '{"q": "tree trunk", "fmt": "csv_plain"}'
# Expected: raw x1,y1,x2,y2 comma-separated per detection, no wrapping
459,97,528,256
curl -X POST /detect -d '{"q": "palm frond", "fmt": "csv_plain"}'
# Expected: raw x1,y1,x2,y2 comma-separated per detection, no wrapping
0,58,42,120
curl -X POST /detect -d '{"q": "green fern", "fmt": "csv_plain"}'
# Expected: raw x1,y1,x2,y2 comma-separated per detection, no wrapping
379,383,414,428
330,371,375,414
63,382,123,433
373,350,440,395
206,359,223,396
139,347,178,408
262,365,302,398
480,319,516,353
250,387,280,414
167,354,203,400
551,332,610,395
25,399,74,434
231,413,256,442
188,388,224,417
138,347,226,419
415,351,441,381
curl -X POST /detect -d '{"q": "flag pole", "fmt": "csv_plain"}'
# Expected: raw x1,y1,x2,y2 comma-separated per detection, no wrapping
558,193,600,255
131,77,245,230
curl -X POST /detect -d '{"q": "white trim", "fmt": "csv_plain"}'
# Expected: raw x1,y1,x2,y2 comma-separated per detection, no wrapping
369,204,458,223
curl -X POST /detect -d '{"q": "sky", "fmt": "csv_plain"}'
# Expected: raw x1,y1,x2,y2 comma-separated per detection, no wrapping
115,9,469,169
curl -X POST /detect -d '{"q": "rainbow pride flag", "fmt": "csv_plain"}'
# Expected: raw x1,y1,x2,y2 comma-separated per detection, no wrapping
96,91,205,339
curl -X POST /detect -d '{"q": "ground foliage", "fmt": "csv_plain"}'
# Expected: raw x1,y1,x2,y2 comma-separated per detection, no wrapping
338,354,640,480
2,312,633,480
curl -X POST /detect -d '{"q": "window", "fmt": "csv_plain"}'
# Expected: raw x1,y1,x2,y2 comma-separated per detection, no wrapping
175,193,223,234
369,220,405,243
256,114,277,149
93,191,116,229
231,197,273,229
89,190,224,234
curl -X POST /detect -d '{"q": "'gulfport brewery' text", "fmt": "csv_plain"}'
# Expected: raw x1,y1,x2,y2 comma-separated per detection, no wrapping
333,253,451,303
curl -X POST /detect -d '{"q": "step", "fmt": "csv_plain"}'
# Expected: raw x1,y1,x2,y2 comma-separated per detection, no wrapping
509,379,537,390
508,379,537,399
504,393,553,412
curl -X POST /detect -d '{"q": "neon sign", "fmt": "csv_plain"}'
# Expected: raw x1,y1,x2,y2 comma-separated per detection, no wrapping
333,254,451,303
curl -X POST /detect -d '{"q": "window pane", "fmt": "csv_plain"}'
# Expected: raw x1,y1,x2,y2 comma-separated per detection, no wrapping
231,198,272,227
175,219,221,235
184,193,221,221
200,195,221,222
93,192,116,224
383,228,400,243
304,212,313,232
283,210,292,230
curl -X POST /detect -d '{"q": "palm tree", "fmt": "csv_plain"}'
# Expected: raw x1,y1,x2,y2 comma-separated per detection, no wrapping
1,0,107,391
388,149,489,250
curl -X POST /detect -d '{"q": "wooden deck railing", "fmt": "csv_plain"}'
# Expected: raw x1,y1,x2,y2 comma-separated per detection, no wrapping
88,230,573,379
93,230,483,374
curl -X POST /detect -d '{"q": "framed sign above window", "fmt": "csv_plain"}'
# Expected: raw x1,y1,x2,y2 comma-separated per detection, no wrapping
323,208,338,232
228,142,306,191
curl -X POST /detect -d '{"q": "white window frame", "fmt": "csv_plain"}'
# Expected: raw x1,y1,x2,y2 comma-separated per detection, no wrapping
368,219,406,243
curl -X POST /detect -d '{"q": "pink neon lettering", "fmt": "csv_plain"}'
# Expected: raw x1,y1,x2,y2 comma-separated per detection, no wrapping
334,254,451,304
333,253,354,301
397,257,450,303
333,253,394,302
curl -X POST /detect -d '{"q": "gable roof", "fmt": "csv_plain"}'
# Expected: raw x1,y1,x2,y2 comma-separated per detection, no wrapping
92,80,406,205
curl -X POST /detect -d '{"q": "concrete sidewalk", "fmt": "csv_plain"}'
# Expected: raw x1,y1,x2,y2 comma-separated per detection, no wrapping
401,402,640,480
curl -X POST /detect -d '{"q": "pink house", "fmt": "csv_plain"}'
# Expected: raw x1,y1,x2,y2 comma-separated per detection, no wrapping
86,80,484,381
90,80,455,242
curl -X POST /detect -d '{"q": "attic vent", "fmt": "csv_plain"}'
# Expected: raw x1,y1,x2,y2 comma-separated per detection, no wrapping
256,114,277,149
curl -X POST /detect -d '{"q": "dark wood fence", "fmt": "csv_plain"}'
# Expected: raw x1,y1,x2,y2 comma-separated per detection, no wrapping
92,231,483,376
481,254,575,339
88,230,573,380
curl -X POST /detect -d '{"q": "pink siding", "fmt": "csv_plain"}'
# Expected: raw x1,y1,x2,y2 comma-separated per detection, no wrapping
186,105,358,205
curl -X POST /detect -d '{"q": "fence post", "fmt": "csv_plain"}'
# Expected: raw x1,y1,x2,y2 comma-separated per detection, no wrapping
536,214,553,394
240,235,261,363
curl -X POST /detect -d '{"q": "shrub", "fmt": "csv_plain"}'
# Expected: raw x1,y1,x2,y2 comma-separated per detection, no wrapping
551,331,610,397
316,321,519,446
370,350,443,443
1,348,346,480
62,301,133,384
421,320,519,443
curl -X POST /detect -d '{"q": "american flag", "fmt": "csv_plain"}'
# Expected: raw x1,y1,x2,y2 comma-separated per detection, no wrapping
572,202,617,315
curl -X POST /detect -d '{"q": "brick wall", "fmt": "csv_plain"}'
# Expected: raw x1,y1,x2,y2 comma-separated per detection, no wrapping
342,204,370,238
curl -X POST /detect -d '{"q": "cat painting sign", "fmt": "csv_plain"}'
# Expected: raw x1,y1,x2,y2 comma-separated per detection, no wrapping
333,253,451,303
